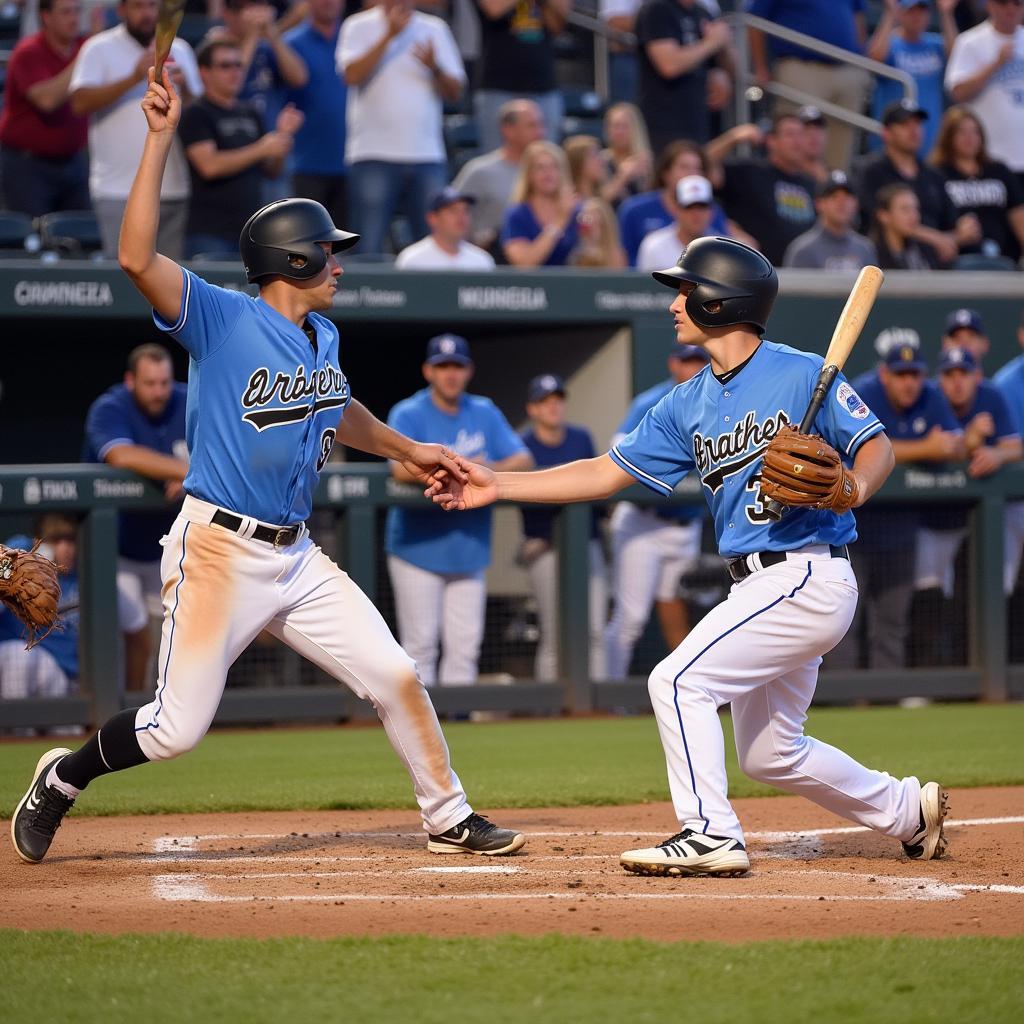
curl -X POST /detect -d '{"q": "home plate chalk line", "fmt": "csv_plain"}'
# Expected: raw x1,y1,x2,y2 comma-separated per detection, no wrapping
149,816,1024,905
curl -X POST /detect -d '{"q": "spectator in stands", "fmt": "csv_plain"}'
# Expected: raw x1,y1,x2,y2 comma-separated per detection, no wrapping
856,99,984,265
931,105,1024,263
942,306,991,363
783,169,878,269
564,134,611,200
452,98,546,255
339,0,465,256
828,343,964,670
618,139,729,266
913,343,1021,663
501,140,582,267
867,0,959,159
716,112,817,265
747,0,871,172
214,0,309,128
0,513,150,707
794,104,830,184
600,0,642,104
179,38,303,257
635,0,733,153
994,310,1024,593
473,0,570,153
945,0,1024,191
636,174,716,270
571,197,628,267
283,0,349,229
395,185,496,269
869,180,941,268
0,0,90,219
519,373,607,681
385,334,532,687
70,0,203,259
600,101,654,207
82,343,188,690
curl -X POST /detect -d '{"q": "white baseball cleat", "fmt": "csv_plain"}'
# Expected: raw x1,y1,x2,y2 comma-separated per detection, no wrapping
620,828,750,877
901,781,949,860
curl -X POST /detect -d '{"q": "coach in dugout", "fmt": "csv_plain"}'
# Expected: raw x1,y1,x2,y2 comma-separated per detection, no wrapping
82,343,188,690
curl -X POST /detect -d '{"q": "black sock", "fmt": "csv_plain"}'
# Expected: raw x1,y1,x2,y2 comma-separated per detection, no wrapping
56,708,151,791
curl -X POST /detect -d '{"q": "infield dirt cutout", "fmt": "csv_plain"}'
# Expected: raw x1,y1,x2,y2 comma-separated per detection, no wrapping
3,787,1022,943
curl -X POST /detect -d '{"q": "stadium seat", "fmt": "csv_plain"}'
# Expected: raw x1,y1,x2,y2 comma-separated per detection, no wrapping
953,253,1018,272
444,114,480,153
562,86,604,119
37,210,103,258
560,115,605,140
0,210,35,250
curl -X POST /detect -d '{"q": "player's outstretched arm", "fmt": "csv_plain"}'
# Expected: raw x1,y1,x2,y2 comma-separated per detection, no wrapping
429,453,634,511
118,66,185,326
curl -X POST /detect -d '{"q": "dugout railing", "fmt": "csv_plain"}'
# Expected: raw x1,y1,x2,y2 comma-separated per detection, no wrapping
0,462,1020,734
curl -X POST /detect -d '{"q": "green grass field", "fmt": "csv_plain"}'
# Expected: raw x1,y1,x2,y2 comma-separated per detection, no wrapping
3,703,1021,1022
1,703,1021,817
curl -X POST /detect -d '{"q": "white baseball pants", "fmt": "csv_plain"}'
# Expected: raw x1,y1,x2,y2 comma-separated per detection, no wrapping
646,548,922,844
527,539,608,681
133,497,472,835
914,526,968,598
1005,501,1024,595
606,503,702,680
387,555,486,687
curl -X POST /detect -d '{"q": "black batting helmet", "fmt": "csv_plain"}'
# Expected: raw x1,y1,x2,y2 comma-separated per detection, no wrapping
239,198,359,283
652,237,778,335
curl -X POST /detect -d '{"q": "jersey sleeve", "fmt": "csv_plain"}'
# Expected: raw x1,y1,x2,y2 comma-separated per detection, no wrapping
152,266,246,361
987,387,1018,441
609,391,693,495
85,396,135,462
815,371,885,459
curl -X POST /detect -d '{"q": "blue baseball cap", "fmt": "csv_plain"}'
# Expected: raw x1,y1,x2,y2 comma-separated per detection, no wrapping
527,373,567,403
938,345,978,374
428,186,476,213
944,308,985,336
425,333,472,365
886,343,927,373
670,343,709,362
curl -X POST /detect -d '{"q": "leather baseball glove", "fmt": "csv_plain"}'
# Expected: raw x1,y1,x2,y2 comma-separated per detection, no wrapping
759,425,860,514
0,541,62,649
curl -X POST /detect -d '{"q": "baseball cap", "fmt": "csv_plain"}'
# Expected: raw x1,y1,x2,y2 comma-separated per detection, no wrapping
676,175,713,208
874,326,920,357
882,98,929,126
527,373,567,403
428,186,476,213
944,307,985,336
817,169,855,198
798,105,826,126
425,333,472,365
938,345,978,374
670,343,709,362
886,343,927,373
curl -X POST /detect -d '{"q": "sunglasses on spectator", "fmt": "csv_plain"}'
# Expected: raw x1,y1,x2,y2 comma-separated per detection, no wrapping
212,60,244,70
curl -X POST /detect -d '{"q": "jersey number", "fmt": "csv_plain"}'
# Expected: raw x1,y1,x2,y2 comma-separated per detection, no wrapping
316,428,336,472
744,477,773,525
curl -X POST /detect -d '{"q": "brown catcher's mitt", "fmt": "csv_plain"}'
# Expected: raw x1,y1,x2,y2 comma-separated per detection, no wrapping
0,541,62,649
759,425,860,514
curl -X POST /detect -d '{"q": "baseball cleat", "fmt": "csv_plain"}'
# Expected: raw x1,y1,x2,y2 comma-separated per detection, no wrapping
620,828,750,877
11,747,75,864
427,813,526,856
902,781,949,860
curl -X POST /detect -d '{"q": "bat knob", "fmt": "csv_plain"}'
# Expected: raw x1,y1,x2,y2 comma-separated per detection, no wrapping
762,497,785,522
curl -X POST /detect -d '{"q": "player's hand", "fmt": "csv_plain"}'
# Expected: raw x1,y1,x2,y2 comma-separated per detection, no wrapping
968,446,1001,479
260,131,293,158
412,39,437,75
276,103,304,136
385,1,413,39
164,479,186,502
954,213,983,247
968,411,996,440
141,66,181,135
425,459,498,511
400,443,469,489
925,426,965,462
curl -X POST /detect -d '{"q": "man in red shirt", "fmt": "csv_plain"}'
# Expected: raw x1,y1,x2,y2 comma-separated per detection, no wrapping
0,0,89,218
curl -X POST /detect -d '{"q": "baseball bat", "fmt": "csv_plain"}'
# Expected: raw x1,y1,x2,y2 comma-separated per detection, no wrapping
153,0,187,80
761,264,885,522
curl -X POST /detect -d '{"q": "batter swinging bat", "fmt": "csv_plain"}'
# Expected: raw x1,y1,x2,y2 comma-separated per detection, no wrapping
761,264,885,522
153,0,187,79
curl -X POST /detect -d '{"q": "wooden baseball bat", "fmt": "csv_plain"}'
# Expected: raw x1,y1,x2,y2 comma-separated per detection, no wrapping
153,0,187,79
761,264,885,522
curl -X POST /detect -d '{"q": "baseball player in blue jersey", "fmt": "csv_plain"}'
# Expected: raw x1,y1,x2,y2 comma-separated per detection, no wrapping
386,334,532,687
994,314,1024,595
428,236,948,876
11,66,525,864
606,343,708,679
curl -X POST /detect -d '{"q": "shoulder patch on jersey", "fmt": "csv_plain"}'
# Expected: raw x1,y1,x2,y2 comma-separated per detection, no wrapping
836,382,869,420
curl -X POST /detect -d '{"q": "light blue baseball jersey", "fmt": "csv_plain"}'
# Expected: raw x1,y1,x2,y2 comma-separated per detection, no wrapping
154,268,351,525
994,354,1024,435
609,340,885,559
385,388,528,574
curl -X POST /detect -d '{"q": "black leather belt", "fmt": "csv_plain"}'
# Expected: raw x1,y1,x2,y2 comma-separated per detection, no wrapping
727,544,850,583
211,508,302,548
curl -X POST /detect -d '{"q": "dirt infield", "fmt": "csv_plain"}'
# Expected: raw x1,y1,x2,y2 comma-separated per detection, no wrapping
2,786,1022,943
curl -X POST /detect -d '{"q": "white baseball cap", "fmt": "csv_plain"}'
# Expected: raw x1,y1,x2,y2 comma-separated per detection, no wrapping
676,175,713,208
